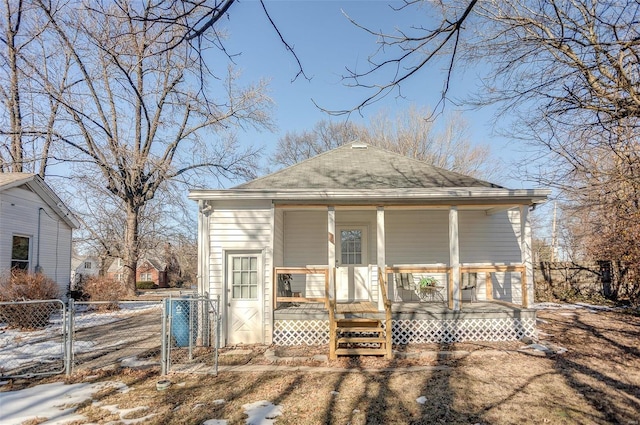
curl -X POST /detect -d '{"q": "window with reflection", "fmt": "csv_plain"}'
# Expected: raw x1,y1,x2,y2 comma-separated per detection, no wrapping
341,230,362,265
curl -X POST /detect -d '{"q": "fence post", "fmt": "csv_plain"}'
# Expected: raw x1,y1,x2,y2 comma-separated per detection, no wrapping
215,295,220,376
65,298,75,376
161,299,168,376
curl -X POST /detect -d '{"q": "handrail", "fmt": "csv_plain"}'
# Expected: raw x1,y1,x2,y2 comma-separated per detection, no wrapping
378,267,393,359
328,297,336,360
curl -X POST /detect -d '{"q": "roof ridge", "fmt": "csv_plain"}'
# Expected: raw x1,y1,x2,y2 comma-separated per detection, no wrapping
233,141,362,189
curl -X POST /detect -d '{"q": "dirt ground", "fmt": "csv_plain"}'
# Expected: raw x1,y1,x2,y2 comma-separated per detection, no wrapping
4,306,640,424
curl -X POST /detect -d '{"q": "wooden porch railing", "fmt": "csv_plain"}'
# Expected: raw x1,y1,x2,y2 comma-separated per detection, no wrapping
273,267,330,310
378,267,393,359
386,265,528,309
460,265,527,307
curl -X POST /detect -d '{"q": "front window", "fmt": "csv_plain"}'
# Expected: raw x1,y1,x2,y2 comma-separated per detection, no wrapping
11,235,30,270
140,272,152,281
231,256,258,299
84,261,92,269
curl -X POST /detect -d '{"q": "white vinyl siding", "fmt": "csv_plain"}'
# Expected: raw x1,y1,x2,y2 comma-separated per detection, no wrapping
459,210,523,304
0,186,73,297
385,210,449,264
273,208,284,267
458,210,522,264
283,210,379,302
207,200,274,344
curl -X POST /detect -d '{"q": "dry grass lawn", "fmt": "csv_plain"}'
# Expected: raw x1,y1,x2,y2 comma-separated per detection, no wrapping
4,307,640,424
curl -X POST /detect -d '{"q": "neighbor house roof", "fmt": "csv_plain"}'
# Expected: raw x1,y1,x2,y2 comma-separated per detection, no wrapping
189,142,550,206
0,172,80,228
236,142,501,190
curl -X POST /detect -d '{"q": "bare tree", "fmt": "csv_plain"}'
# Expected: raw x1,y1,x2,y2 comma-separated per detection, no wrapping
359,107,496,179
274,121,363,168
36,1,273,293
274,107,497,180
0,0,68,176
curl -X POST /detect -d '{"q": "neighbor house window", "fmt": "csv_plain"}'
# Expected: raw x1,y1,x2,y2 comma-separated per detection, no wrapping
115,273,123,281
84,262,92,269
140,272,152,281
11,235,30,270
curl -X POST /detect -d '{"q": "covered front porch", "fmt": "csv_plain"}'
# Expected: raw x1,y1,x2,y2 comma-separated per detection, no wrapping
273,265,536,353
273,203,534,313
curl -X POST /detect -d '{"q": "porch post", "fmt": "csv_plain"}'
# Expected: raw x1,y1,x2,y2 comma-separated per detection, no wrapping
328,206,336,302
449,206,461,310
520,205,533,307
376,206,386,311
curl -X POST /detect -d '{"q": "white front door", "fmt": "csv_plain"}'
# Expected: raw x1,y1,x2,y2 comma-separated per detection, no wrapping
227,253,262,345
336,227,370,301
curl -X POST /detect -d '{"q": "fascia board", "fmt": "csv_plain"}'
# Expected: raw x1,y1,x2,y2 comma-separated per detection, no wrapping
29,178,81,229
189,188,551,205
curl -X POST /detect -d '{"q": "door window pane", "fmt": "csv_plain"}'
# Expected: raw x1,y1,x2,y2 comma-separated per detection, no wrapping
341,230,362,265
231,256,259,300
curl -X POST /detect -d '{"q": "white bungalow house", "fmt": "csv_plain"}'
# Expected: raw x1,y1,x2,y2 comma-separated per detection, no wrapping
189,143,549,357
70,254,101,288
0,173,80,297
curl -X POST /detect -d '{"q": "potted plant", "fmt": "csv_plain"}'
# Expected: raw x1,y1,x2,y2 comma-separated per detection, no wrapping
419,276,439,288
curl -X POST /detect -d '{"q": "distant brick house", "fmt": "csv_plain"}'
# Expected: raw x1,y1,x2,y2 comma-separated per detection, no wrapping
107,257,168,287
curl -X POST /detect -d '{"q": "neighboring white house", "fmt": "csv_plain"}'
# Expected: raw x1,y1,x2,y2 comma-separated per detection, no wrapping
70,254,101,287
0,173,80,297
189,142,550,350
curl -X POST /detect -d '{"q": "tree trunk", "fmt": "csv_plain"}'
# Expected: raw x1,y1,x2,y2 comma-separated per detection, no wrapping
4,1,23,172
123,205,140,296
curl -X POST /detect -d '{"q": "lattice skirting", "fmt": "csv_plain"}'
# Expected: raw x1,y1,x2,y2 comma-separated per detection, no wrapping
273,317,536,346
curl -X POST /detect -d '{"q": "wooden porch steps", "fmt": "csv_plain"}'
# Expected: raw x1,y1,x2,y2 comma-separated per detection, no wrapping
331,318,388,358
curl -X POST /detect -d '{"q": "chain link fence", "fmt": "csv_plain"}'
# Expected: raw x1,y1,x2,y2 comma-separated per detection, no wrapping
70,300,164,372
0,299,67,378
0,295,221,379
162,296,220,375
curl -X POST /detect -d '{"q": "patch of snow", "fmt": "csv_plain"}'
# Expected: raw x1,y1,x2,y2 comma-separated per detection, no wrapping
213,399,226,405
330,390,339,395
574,302,615,311
416,396,427,404
242,400,283,425
520,343,568,355
119,355,158,368
100,404,155,424
532,301,618,313
0,305,159,372
0,380,128,425
203,420,228,425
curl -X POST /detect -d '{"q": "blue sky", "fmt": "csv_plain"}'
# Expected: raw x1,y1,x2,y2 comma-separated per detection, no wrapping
208,0,532,189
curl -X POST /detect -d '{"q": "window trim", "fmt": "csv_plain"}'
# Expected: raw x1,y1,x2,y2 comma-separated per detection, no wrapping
11,234,31,271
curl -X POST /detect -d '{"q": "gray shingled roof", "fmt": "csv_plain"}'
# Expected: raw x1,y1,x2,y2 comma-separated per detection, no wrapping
236,142,502,190
0,172,34,189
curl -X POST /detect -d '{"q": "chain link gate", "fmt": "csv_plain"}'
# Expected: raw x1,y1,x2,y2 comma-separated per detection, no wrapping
161,296,220,375
69,300,164,372
0,299,68,378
